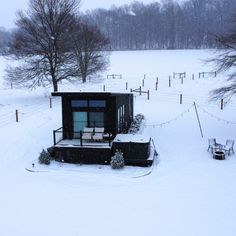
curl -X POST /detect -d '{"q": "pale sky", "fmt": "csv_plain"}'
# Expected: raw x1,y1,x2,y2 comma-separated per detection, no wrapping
0,0,158,29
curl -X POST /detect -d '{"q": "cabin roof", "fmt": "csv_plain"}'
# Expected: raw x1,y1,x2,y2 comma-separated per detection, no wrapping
52,92,133,97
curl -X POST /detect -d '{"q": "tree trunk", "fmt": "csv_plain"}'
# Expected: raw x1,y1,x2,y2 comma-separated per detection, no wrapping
53,79,58,92
82,73,86,83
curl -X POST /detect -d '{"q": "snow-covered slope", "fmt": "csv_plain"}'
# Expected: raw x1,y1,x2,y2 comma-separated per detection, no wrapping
0,49,236,236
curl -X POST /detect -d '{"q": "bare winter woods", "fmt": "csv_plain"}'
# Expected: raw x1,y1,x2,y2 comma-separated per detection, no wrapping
85,0,236,50
1,0,236,52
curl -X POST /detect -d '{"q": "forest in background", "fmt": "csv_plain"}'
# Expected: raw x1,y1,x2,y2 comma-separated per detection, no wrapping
84,0,236,50
1,0,236,52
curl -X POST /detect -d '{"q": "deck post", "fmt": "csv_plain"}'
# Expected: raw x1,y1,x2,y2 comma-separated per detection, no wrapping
53,130,56,145
80,131,83,146
139,86,141,95
108,133,111,146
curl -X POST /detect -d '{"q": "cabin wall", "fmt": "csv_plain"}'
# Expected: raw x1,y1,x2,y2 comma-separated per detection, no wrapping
53,93,133,139
115,94,133,133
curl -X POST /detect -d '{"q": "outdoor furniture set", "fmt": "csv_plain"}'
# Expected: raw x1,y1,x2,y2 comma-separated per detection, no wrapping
82,127,108,142
208,138,234,159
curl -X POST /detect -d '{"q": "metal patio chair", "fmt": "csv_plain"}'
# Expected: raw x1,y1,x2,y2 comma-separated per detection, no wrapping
93,127,105,141
82,127,94,141
208,138,220,153
223,139,234,156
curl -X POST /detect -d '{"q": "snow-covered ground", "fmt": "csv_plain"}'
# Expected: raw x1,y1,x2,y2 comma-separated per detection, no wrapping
0,49,236,236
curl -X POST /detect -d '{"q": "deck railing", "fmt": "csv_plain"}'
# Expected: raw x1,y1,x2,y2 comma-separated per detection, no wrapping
53,127,113,146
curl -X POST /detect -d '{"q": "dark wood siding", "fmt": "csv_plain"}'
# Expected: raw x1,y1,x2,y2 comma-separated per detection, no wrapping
52,92,133,138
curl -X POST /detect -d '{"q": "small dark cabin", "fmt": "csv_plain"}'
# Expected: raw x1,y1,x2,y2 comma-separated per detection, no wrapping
52,92,133,141
49,92,155,166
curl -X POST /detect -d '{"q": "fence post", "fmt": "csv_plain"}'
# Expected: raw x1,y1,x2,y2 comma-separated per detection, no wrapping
142,79,145,87
184,72,186,78
139,86,141,95
169,76,171,87
16,110,19,122
126,82,128,90
155,82,158,91
144,74,146,80
147,90,150,100
180,94,183,104
50,97,52,108
199,72,201,78
156,77,158,84
221,99,224,110
181,77,184,84
130,88,132,93
192,74,194,80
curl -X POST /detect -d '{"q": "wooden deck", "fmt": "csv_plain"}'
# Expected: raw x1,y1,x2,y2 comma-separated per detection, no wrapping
48,139,155,167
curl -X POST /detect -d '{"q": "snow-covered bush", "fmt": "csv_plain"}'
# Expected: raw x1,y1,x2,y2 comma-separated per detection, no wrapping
110,150,125,169
38,149,51,165
128,113,145,134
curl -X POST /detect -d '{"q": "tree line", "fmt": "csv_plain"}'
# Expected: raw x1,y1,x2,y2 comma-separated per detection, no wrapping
85,0,236,50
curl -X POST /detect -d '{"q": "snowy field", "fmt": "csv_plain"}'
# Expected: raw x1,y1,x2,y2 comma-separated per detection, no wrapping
0,49,236,236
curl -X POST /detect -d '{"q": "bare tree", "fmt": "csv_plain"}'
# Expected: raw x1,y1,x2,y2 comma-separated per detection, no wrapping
209,21,236,100
6,0,80,92
72,21,109,83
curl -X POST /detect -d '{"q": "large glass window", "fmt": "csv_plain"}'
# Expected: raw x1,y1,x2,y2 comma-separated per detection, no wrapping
89,100,106,107
71,100,88,107
89,112,104,127
71,99,106,108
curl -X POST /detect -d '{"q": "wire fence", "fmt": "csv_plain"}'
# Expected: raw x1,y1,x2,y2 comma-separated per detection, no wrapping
0,70,234,129
0,97,60,128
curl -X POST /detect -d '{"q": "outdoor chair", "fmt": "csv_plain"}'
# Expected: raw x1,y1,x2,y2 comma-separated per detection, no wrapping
93,127,105,141
208,138,220,153
81,127,94,141
223,139,234,156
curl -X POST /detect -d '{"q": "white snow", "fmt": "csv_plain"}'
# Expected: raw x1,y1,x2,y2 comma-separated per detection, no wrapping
114,134,150,143
0,49,236,236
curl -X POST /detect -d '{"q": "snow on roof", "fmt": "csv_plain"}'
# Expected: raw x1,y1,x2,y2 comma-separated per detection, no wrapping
113,134,150,143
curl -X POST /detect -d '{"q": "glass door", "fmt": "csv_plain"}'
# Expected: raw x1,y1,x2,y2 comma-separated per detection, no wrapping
73,112,87,138
89,112,104,127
